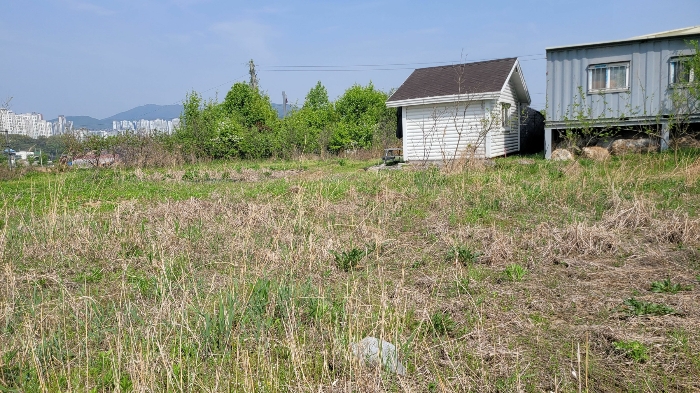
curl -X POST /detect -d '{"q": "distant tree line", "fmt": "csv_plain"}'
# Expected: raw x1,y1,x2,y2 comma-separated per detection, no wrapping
2,80,399,168
174,81,399,160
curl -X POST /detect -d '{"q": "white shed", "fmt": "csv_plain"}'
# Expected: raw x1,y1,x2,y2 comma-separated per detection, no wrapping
386,58,531,162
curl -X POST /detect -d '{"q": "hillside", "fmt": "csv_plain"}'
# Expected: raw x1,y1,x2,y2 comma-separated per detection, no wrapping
51,103,292,130
103,104,183,122
50,105,183,131
49,115,110,130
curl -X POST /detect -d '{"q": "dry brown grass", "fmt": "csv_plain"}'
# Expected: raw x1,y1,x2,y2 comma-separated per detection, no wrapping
1,154,700,392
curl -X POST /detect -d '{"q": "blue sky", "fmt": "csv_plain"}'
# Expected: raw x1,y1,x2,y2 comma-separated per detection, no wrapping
2,0,699,120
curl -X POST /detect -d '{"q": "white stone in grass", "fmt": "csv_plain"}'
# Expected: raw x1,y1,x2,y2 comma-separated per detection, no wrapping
551,148,574,161
610,138,657,155
581,146,610,161
350,337,407,376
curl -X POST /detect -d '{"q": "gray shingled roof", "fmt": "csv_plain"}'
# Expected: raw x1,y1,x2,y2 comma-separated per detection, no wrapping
387,58,516,102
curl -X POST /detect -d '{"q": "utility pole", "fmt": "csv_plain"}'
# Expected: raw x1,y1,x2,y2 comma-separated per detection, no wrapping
3,129,12,171
2,97,14,170
282,91,287,117
248,59,258,92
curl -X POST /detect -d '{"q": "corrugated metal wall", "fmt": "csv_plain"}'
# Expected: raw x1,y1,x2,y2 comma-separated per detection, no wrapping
546,37,698,125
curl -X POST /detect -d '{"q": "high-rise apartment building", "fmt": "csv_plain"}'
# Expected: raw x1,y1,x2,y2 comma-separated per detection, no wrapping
0,108,54,138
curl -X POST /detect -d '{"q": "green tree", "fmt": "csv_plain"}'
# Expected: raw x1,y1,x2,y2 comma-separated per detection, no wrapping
206,116,246,159
335,82,387,124
45,135,67,158
176,91,219,159
303,81,330,110
331,82,390,152
222,83,277,130
279,82,339,154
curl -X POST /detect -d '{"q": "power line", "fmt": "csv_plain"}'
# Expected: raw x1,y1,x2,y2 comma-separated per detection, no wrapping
116,54,547,120
257,54,546,70
258,59,546,72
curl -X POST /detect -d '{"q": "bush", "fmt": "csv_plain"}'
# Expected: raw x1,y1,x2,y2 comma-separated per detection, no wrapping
623,297,675,316
222,83,278,131
503,264,528,282
614,340,650,363
332,83,392,152
430,311,455,336
330,245,374,272
650,278,692,294
445,246,481,266
173,79,395,160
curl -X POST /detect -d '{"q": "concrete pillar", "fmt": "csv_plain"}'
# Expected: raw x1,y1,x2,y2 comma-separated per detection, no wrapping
545,128,553,159
660,122,670,152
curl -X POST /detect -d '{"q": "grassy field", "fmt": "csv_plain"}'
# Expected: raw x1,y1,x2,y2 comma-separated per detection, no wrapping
1,152,700,392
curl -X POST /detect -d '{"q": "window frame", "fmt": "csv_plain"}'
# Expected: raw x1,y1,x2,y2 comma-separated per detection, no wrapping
500,102,511,131
669,57,695,86
587,62,630,93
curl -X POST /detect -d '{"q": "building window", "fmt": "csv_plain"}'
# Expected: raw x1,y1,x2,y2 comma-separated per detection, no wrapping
501,103,511,130
670,57,694,85
587,62,629,92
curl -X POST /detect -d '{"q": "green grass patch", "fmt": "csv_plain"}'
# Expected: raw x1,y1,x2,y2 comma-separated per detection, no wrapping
503,264,528,282
623,298,675,316
650,278,693,294
614,340,650,363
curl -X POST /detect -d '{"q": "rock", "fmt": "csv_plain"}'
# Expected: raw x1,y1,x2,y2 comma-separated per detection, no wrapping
595,138,615,149
581,146,610,161
366,163,407,172
551,149,574,161
610,138,657,155
350,337,406,376
672,136,700,149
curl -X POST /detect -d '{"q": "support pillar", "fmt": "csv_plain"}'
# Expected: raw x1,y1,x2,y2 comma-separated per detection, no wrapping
660,122,670,152
545,128,553,159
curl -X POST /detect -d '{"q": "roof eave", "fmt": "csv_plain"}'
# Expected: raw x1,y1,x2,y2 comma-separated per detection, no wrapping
386,92,500,108
546,27,700,52
499,59,531,105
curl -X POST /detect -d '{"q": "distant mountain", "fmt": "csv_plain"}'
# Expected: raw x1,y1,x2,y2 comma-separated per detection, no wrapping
52,103,295,131
272,103,298,118
50,116,111,130
104,104,183,122
50,104,183,130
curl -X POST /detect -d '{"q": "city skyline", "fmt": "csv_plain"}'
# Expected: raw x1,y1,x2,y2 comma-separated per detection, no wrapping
0,107,181,138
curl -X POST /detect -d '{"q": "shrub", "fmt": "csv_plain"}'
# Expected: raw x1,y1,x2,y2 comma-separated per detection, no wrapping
445,245,481,266
614,340,650,363
222,83,278,130
331,83,392,152
430,311,455,336
650,278,692,294
503,264,528,282
330,245,374,272
623,297,675,316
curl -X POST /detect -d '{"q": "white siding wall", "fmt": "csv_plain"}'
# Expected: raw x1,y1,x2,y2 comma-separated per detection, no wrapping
491,78,521,157
403,101,492,162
